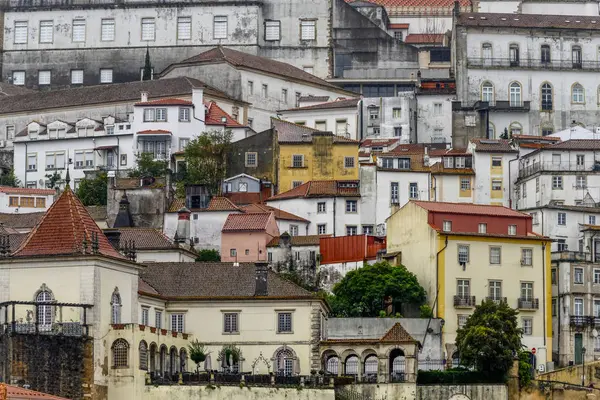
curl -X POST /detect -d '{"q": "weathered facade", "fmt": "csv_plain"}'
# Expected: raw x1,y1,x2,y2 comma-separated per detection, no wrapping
227,129,278,188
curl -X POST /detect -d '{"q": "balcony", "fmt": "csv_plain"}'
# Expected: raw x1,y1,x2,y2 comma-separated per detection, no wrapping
518,161,600,179
570,316,591,327
110,323,190,340
467,57,600,72
486,296,507,305
454,295,476,308
451,100,530,112
551,251,593,263
518,298,539,310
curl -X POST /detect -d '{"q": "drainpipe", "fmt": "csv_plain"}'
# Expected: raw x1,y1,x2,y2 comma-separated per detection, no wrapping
542,241,547,350
508,156,519,209
24,142,27,188
358,100,364,141
434,236,449,317
333,197,337,237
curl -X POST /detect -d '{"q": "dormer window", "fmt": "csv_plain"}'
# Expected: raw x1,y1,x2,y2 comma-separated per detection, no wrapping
239,182,248,192
29,129,38,138
106,126,114,135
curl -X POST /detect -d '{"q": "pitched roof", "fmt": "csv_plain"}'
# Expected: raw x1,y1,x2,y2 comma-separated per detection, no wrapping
298,95,330,102
0,77,233,115
139,262,315,299
272,119,359,144
429,148,470,156
380,322,416,342
0,212,45,229
135,98,194,106
267,234,330,247
361,138,402,148
115,228,176,250
241,204,308,222
544,139,600,151
267,181,361,201
279,98,359,112
12,187,126,259
347,0,471,9
222,212,273,232
0,186,55,196
3,383,71,399
404,34,445,44
175,47,350,93
412,200,531,218
137,129,172,135
0,82,34,97
389,23,410,29
205,101,245,128
470,138,517,153
167,197,241,213
457,12,600,30
223,192,264,205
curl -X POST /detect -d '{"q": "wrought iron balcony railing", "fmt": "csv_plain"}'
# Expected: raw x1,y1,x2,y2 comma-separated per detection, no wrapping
454,295,476,308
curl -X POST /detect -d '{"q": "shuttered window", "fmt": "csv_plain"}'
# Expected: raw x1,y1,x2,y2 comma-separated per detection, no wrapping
39,21,53,43
177,17,191,40
265,20,280,41
213,16,227,39
14,21,28,44
72,19,86,42
141,18,155,41
300,20,316,40
101,19,115,41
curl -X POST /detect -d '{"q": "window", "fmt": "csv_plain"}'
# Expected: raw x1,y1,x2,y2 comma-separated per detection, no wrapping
141,308,149,326
223,312,239,333
14,21,28,44
171,314,184,333
38,70,51,85
178,107,190,122
27,153,37,171
491,179,502,191
443,220,452,232
541,44,551,63
458,315,468,329
573,46,582,68
551,268,557,285
460,177,471,191
346,226,358,236
594,269,600,284
455,157,465,168
155,310,162,329
315,121,327,131
100,69,113,84
577,175,587,189
111,289,121,324
398,158,410,169
71,69,84,85
575,267,584,284
508,225,517,236
346,200,357,213
362,225,373,235
336,120,348,135
290,225,299,236
489,280,502,300
265,20,281,41
344,157,355,168
261,84,268,98
518,248,533,266
390,126,401,137
245,152,257,167
520,282,533,302
542,126,553,136
247,81,254,95
552,176,563,189
558,212,566,225
230,248,237,257
595,300,600,318
46,151,65,170
409,182,418,199
144,108,155,122
12,71,25,86
393,108,401,119
509,44,520,66
577,154,585,167
239,182,248,192
141,18,155,41
509,82,521,107
575,298,584,315
522,318,532,336
5,126,14,141
572,83,585,103
101,19,115,41
557,239,568,251
591,215,596,225
300,20,316,40
536,178,539,193
482,43,492,62
214,16,228,39
156,108,167,122
478,223,487,233
281,88,288,104
177,17,191,40
317,202,326,213
552,298,557,316
303,66,314,74
292,181,303,189
39,21,53,43
8,197,18,207
292,154,304,168
491,157,502,167
390,182,399,203
541,83,553,111
72,19,86,42
112,339,129,368
457,279,470,298
433,103,443,116
522,182,527,198
317,224,326,235
277,312,292,333
458,245,469,264
444,157,454,168
139,341,148,370
394,31,403,41
489,247,501,264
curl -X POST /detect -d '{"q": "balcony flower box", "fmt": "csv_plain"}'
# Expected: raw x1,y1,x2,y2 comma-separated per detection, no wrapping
161,329,168,335
172,332,178,338
139,325,146,331
183,333,189,340
112,324,126,330
150,327,156,333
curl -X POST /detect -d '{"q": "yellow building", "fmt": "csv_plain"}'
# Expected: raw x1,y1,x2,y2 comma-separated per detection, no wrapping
273,119,359,192
386,200,552,370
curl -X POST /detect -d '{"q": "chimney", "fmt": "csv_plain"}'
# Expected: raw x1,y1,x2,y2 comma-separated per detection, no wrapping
140,91,149,103
192,87,204,109
175,207,191,243
104,229,122,251
255,262,269,296
113,192,134,228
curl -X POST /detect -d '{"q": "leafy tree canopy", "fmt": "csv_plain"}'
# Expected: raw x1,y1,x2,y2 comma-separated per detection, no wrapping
328,261,426,317
195,249,221,262
0,169,21,187
76,173,108,206
456,299,523,379
129,153,169,178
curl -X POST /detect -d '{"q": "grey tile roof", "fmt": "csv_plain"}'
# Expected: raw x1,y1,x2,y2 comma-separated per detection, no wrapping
0,212,45,229
470,138,517,153
458,12,600,30
0,82,35,97
279,98,359,112
272,119,359,144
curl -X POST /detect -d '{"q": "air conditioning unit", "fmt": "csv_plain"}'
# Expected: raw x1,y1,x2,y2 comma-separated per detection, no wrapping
0,141,6,148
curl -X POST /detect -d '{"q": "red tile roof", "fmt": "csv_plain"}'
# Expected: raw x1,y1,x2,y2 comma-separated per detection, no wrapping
512,134,560,142
241,204,308,222
388,23,410,29
222,212,273,232
267,181,361,201
135,98,194,106
272,118,359,144
137,129,172,135
380,322,416,342
223,192,264,205
458,12,600,30
3,383,71,399
115,228,176,250
0,186,55,196
412,201,531,218
268,234,330,247
167,197,241,213
205,101,245,128
361,138,402,148
404,34,445,44
470,138,517,153
279,98,359,112
13,187,125,259
383,143,428,155
347,0,470,7
429,148,469,156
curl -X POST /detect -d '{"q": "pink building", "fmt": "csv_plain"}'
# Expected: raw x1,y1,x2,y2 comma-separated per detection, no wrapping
221,212,280,262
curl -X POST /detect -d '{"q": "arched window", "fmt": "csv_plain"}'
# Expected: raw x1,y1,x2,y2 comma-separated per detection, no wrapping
481,82,494,104
509,44,520,66
139,341,148,370
572,46,582,68
541,83,553,111
345,355,359,375
169,346,179,375
389,348,405,382
112,339,129,368
179,348,188,373
35,287,54,329
572,83,585,104
540,44,551,64
488,122,496,138
509,122,523,135
364,355,378,375
482,43,492,65
159,345,167,375
451,351,461,368
326,356,339,375
509,82,522,107
149,343,157,373
276,348,295,376
111,288,121,324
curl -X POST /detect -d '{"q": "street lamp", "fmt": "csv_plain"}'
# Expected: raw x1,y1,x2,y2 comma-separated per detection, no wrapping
582,347,587,386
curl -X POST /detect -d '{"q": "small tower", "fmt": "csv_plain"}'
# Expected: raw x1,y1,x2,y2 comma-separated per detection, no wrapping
113,192,134,228
175,207,191,243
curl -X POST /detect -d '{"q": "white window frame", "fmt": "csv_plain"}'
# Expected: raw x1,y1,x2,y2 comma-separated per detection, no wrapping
345,200,357,213
100,69,113,84
223,312,239,333
317,224,326,235
574,267,584,284
38,70,51,86
170,313,185,333
141,18,156,41
39,20,54,43
101,19,115,41
458,245,469,264
72,19,86,42
14,21,28,44
71,69,84,84
265,20,281,41
292,154,304,168
521,248,533,266
508,225,517,236
177,16,192,40
12,71,25,86
443,220,452,232
300,20,316,41
489,246,501,264
478,223,487,233
558,212,566,225
344,157,355,168
213,16,228,39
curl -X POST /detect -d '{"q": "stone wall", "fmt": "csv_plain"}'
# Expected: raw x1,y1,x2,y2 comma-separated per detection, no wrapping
416,384,508,400
106,178,168,229
141,385,335,400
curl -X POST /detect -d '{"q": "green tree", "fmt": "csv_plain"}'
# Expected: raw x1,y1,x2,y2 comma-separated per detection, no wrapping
0,169,21,187
456,299,523,379
327,261,426,317
45,171,62,190
518,350,533,388
195,249,221,262
129,153,169,178
419,304,434,318
500,127,510,139
142,47,152,81
182,130,233,194
76,173,108,206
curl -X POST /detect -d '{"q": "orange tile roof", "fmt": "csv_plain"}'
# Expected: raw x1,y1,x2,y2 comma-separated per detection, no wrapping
13,187,126,259
388,23,410,29
241,204,308,222
347,0,471,8
205,101,245,128
267,181,361,201
224,192,263,205
470,138,517,153
512,134,560,142
167,197,241,213
3,383,71,399
412,200,531,218
429,148,469,156
0,186,55,196
404,34,445,44
137,129,171,135
135,98,193,106
222,212,273,232
361,138,402,147
380,322,416,342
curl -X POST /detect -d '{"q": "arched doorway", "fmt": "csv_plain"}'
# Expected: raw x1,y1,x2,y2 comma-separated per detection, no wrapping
363,355,378,382
389,349,405,382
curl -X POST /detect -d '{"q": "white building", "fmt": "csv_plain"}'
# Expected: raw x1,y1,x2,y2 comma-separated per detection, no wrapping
0,186,55,213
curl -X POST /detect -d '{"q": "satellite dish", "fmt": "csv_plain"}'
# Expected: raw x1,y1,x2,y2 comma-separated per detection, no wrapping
39,179,44,186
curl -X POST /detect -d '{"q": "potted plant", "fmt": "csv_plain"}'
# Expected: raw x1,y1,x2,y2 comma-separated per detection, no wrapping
150,327,156,333
161,329,168,335
188,340,210,375
139,324,146,331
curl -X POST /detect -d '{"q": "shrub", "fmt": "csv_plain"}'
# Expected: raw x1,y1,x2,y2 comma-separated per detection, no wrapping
417,369,506,385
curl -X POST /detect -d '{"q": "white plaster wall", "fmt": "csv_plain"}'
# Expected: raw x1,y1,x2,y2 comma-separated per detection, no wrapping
276,219,310,236
432,174,474,203
163,210,242,251
520,1,599,15
135,250,196,264
376,170,430,227
531,208,591,251
0,191,54,213
388,15,452,35
417,94,453,144
476,0,520,12
472,152,515,206
361,96,415,143
279,108,359,140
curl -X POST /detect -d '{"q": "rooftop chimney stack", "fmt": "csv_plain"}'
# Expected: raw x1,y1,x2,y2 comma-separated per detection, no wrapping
141,91,149,103
255,262,269,296
175,207,191,243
